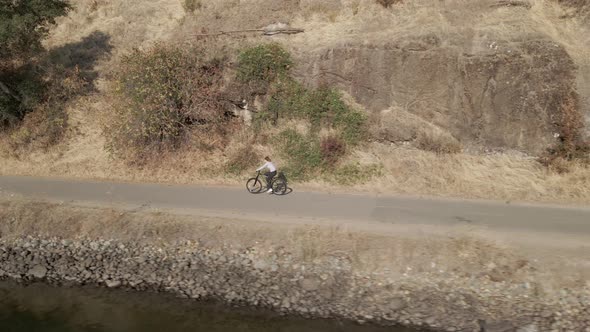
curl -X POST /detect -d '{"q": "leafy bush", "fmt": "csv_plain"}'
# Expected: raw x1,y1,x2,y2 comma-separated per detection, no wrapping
268,81,365,179
0,66,45,127
240,45,369,180
277,130,356,180
263,82,367,145
262,79,308,123
238,43,369,182
308,87,366,142
277,129,322,180
237,43,292,85
106,44,228,159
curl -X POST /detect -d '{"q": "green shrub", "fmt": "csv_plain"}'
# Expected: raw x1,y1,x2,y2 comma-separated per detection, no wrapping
237,43,292,84
323,89,367,144
262,83,367,145
0,67,45,127
261,77,367,180
277,129,322,180
238,43,369,181
262,79,310,124
106,44,227,159
277,130,360,180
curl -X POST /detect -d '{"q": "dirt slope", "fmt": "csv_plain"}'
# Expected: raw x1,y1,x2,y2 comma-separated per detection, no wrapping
46,1,590,154
1,0,590,204
160,0,590,153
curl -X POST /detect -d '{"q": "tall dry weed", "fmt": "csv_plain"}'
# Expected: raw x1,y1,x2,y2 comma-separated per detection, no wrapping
540,95,590,172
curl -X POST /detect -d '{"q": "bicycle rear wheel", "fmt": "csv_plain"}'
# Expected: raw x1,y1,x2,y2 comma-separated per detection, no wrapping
272,179,287,195
246,178,263,193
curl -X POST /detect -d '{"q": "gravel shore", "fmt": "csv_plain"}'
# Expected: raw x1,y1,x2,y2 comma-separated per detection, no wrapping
1,236,589,332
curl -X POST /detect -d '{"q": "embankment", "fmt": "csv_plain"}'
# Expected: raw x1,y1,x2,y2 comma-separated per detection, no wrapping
0,197,589,332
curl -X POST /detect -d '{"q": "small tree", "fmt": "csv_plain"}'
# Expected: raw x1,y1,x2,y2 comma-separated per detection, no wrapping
0,0,72,126
106,44,229,159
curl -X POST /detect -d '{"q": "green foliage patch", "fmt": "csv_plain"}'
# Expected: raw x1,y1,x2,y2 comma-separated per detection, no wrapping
237,43,293,85
236,43,370,182
276,129,322,180
262,81,366,145
0,0,72,127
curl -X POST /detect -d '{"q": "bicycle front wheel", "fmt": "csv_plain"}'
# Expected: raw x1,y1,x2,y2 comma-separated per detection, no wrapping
246,178,263,193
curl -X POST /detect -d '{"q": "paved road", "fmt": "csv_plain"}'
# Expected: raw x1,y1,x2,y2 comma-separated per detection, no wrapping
1,176,589,235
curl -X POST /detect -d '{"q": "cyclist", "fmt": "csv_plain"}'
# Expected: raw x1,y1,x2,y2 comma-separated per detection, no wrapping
256,156,277,193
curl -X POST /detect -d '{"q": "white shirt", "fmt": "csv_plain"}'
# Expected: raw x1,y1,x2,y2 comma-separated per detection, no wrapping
257,161,276,172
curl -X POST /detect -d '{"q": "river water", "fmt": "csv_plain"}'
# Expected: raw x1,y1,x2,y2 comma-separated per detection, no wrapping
0,282,422,332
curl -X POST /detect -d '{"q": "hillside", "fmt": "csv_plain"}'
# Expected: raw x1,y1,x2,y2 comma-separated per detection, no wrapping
1,0,589,203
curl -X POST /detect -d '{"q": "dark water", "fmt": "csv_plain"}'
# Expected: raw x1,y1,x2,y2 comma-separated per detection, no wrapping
0,282,420,332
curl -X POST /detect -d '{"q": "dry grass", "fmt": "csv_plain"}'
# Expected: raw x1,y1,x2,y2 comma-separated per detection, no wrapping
286,142,590,204
46,0,184,51
346,143,590,203
299,1,342,22
3,119,590,204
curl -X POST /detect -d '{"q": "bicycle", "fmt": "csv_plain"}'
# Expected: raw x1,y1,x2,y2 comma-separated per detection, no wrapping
246,171,288,195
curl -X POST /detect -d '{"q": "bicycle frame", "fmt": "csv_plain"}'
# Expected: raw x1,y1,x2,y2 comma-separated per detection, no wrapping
256,170,275,187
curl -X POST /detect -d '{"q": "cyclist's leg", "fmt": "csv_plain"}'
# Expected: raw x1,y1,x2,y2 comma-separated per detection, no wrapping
266,171,277,190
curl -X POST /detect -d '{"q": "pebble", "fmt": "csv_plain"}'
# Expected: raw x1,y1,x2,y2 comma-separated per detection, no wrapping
27,265,47,279
106,280,122,288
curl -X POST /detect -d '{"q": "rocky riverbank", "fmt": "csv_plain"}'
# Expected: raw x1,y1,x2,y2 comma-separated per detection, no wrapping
1,235,589,332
